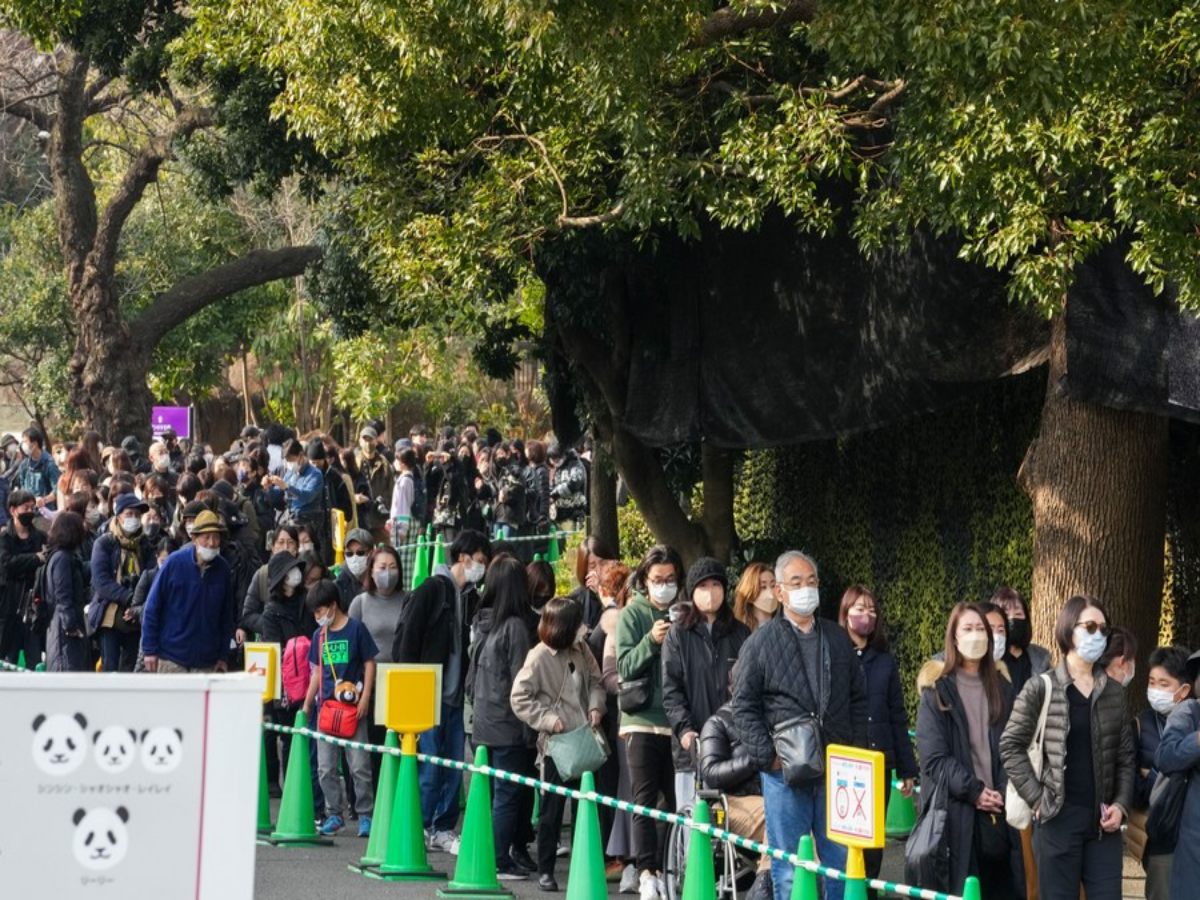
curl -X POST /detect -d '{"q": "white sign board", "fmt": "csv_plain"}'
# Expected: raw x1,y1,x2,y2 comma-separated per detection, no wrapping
826,745,885,849
0,673,262,900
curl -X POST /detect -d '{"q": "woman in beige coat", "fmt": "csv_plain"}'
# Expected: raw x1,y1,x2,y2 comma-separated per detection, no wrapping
511,596,606,891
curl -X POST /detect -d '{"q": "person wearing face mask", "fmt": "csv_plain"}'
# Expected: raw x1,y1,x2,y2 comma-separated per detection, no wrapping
1000,595,1135,900
731,551,866,900
15,426,60,510
43,512,90,672
0,490,48,665
837,586,917,891
1124,645,1191,900
88,493,155,672
662,557,750,814
393,528,492,853
732,562,779,633
914,602,1023,898
262,440,325,552
335,528,375,609
348,546,406,667
141,510,236,674
616,544,686,900
1100,626,1138,691
595,563,636,886
1154,648,1200,900
992,587,1051,700
353,425,395,545
239,551,312,645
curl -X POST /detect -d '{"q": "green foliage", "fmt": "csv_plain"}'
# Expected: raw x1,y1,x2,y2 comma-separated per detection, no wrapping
735,373,1043,717
617,499,656,565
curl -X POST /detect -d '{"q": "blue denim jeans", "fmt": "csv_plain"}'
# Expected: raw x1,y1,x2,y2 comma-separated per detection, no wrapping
418,703,465,833
761,771,846,900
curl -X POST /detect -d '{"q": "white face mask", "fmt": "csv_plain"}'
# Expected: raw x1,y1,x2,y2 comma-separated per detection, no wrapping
693,585,724,615
298,542,314,555
285,568,303,588
786,586,819,617
316,614,334,628
464,561,485,584
154,457,169,472
120,516,141,535
957,632,989,661
649,582,678,605
203,453,214,467
1074,627,1108,664
992,634,1007,662
1147,687,1180,715
20,441,30,456
196,545,219,563
345,555,369,578
1120,664,1136,688
287,461,299,475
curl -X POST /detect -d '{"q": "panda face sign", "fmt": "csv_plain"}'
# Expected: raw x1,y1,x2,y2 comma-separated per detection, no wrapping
93,726,139,774
140,727,184,773
72,806,130,870
32,713,88,776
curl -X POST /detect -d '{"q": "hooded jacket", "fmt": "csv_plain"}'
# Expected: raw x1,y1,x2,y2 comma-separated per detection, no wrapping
239,551,311,645
999,660,1135,825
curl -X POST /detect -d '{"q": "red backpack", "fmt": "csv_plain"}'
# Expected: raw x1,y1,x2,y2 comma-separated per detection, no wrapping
281,636,312,705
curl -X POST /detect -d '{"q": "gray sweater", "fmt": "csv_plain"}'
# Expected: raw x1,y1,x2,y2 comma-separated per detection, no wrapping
348,591,404,664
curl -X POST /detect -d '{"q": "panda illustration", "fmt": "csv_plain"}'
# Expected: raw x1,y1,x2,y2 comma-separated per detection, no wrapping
71,806,130,870
140,726,184,773
93,725,139,774
31,712,89,776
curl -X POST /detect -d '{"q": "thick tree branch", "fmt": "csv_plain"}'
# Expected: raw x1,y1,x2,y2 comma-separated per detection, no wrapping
695,0,818,47
49,49,97,287
92,106,217,274
0,88,56,129
559,202,624,229
131,245,323,347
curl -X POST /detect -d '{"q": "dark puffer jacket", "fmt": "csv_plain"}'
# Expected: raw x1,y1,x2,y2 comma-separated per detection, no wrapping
999,661,1135,823
699,704,760,796
858,645,918,779
731,616,867,770
469,611,536,748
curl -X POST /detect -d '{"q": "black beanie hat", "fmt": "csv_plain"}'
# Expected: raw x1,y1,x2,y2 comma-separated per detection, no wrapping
685,556,728,600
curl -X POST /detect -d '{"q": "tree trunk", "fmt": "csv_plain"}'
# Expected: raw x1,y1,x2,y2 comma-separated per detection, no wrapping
68,269,153,443
1019,313,1168,676
589,433,620,553
701,443,737,563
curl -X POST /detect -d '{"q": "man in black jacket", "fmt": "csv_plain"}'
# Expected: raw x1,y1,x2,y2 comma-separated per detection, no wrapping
0,489,48,665
732,550,867,900
393,528,491,853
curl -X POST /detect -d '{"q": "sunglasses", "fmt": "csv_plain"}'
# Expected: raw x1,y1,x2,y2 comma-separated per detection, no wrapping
1075,621,1109,636
345,550,368,558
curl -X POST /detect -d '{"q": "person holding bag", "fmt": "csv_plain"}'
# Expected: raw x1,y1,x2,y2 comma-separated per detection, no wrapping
302,580,378,838
914,602,1023,898
1000,595,1134,900
511,596,606,892
1152,649,1200,899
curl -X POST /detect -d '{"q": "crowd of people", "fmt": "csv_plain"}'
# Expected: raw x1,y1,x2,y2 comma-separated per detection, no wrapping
1,420,1199,900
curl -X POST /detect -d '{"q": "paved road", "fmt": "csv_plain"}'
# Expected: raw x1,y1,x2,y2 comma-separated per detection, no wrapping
253,800,910,900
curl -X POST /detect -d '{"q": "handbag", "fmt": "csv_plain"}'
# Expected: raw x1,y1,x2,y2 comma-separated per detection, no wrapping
1146,769,1189,851
975,809,1009,862
905,770,951,891
547,724,610,781
316,628,359,739
1005,672,1052,829
772,625,827,786
617,676,651,713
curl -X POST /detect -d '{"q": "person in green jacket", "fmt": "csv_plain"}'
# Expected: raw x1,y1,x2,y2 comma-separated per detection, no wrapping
617,543,684,900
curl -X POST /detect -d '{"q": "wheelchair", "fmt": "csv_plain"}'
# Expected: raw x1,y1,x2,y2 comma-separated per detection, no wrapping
663,787,762,900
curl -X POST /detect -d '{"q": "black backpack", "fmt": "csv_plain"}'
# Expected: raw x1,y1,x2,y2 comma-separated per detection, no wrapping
19,558,51,631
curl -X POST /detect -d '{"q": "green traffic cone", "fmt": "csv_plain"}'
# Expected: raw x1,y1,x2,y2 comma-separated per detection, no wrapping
545,530,559,563
374,733,445,882
432,535,448,570
439,746,511,898
257,734,274,835
268,711,332,846
34,661,45,672
885,769,916,838
16,649,26,670
789,834,819,900
533,553,543,563
962,876,981,900
681,799,717,900
565,771,605,900
356,731,400,872
411,534,431,590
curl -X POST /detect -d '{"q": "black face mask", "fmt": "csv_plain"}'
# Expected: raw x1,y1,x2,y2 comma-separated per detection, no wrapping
1008,617,1032,650
16,511,35,528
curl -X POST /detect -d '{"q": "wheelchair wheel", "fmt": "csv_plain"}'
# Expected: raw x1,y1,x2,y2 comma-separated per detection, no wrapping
663,810,691,900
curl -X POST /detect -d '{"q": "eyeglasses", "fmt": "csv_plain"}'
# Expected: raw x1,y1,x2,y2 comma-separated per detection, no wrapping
1075,621,1109,636
345,550,368,558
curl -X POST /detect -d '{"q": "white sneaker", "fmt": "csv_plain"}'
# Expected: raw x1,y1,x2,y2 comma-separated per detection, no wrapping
429,830,461,855
638,870,658,900
556,841,569,858
654,874,667,899
619,864,638,894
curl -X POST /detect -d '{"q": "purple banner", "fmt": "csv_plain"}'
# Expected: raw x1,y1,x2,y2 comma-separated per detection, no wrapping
151,406,191,440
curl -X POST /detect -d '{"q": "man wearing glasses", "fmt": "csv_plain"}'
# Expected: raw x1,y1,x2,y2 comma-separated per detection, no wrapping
733,550,867,900
336,528,376,608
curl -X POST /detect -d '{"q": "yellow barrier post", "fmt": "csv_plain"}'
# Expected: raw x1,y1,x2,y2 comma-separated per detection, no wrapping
825,745,885,900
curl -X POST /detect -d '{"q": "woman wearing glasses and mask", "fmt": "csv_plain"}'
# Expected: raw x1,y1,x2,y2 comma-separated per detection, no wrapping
1000,595,1136,900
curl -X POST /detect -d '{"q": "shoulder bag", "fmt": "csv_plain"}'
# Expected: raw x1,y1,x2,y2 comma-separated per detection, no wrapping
545,651,609,780
316,628,360,738
1005,671,1053,829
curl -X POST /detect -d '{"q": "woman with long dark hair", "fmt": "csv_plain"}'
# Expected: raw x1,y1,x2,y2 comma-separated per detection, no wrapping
913,602,1023,897
44,512,89,671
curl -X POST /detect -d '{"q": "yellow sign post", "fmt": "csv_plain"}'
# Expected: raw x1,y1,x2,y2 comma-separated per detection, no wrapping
243,642,280,702
825,744,885,900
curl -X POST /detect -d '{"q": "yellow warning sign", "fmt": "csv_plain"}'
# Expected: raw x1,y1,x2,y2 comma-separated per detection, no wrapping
381,665,441,734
